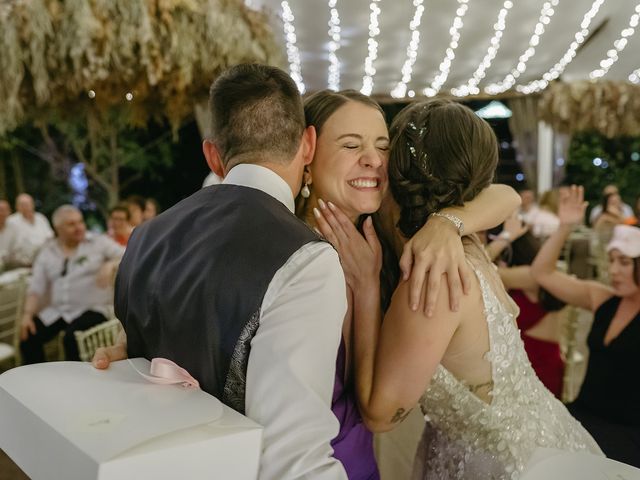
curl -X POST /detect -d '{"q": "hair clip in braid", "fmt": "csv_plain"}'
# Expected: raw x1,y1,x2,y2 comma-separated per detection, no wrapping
420,152,429,171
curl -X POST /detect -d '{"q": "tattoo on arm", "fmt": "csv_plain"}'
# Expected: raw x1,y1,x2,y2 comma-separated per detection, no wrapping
390,407,412,424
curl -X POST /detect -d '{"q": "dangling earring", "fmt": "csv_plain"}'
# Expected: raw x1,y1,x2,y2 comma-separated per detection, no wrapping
301,182,311,198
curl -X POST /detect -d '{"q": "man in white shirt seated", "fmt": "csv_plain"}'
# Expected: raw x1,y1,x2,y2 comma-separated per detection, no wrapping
7,193,54,266
0,200,19,271
19,205,124,363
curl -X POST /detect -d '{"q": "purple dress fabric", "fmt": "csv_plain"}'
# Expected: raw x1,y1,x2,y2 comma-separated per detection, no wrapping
331,338,380,480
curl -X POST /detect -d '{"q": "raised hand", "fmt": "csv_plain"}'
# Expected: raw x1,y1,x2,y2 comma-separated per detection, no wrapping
399,215,472,316
313,199,382,293
558,185,588,226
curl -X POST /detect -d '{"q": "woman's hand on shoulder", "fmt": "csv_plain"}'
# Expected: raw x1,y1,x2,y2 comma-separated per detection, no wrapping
400,216,473,317
314,200,381,293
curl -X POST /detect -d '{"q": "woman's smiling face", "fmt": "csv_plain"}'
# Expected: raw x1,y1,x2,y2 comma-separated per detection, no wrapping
309,100,389,221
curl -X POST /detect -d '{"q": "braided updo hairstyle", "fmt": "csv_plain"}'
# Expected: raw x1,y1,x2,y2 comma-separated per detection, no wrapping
389,98,499,238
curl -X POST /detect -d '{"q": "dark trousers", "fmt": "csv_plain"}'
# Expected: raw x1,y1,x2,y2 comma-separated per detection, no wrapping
20,310,107,364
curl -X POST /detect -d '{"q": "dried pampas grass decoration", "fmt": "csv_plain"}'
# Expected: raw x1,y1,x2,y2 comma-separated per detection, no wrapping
0,0,284,135
539,81,640,138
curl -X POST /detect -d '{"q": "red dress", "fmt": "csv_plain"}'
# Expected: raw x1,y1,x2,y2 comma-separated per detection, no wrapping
509,289,564,398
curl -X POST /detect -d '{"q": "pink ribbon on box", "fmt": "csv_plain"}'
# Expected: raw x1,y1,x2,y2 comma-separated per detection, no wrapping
128,358,200,389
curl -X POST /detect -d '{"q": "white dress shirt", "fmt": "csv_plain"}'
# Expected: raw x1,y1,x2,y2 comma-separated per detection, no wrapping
224,164,348,480
7,212,54,262
28,233,125,325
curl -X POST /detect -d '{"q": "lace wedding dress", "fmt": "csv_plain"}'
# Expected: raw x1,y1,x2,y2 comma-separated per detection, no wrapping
412,243,603,480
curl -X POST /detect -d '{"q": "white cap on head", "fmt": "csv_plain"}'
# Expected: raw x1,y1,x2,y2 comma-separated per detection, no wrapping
607,225,640,258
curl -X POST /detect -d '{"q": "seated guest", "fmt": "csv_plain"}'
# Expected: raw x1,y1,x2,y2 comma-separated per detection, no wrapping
593,192,629,232
0,200,19,271
108,204,132,246
532,188,640,467
526,189,560,239
7,193,54,265
589,184,634,225
143,198,160,221
125,195,146,228
19,205,124,363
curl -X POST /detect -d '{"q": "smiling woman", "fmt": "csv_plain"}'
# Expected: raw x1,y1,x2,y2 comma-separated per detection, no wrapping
296,89,392,479
298,89,389,224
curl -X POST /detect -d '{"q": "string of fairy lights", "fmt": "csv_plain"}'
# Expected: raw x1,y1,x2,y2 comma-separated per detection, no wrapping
390,0,426,99
515,0,606,94
275,0,640,98
422,0,470,98
451,0,513,97
280,1,305,94
327,0,342,91
589,2,640,80
485,0,559,95
361,0,382,95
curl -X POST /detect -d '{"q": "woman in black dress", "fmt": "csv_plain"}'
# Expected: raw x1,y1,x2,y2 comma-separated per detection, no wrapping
532,186,640,467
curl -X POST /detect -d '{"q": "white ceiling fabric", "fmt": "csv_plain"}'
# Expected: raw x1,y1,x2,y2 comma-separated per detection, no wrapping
249,0,640,98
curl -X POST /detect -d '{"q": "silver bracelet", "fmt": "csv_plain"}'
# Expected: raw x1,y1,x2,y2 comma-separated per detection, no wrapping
430,212,464,236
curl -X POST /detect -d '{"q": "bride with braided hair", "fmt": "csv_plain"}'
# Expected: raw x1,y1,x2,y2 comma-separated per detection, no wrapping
316,98,603,479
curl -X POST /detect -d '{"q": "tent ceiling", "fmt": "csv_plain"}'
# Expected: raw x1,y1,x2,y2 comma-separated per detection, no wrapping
250,0,640,98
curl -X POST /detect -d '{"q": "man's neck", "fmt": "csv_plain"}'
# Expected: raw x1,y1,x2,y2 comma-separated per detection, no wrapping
256,161,299,200
58,238,80,254
22,213,35,224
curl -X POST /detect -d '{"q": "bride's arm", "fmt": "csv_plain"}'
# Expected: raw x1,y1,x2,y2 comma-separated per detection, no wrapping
355,279,462,433
315,202,463,433
402,184,520,315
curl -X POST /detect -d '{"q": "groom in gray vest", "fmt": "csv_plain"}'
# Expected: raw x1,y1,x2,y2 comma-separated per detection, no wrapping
114,64,348,480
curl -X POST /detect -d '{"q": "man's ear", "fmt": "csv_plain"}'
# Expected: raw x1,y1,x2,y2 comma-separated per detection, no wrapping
202,140,225,178
301,125,317,167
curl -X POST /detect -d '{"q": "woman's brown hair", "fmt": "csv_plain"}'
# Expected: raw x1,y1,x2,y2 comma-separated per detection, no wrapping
303,89,384,136
389,98,499,238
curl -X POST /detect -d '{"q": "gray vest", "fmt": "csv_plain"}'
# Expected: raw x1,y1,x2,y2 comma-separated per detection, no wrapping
116,184,318,413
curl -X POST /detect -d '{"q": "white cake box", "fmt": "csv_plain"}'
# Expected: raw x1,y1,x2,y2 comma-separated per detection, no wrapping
0,359,263,480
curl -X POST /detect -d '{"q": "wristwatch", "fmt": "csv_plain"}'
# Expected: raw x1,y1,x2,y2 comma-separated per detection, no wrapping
430,212,464,236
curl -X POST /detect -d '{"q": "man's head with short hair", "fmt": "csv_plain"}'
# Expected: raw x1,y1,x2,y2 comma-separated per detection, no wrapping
109,204,131,236
126,195,146,227
603,184,619,196
208,64,306,169
15,193,35,219
52,205,86,246
202,64,315,198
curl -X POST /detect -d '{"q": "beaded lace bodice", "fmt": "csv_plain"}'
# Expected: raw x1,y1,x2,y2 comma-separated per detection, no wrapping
414,266,603,480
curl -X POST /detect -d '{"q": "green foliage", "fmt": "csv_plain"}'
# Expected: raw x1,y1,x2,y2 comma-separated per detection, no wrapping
1,118,178,219
565,131,640,209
